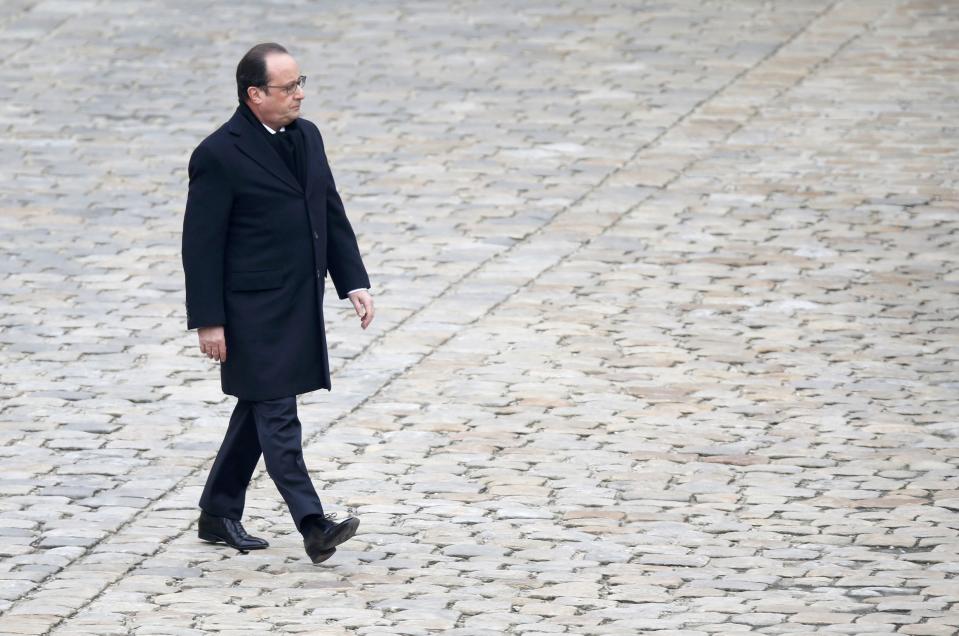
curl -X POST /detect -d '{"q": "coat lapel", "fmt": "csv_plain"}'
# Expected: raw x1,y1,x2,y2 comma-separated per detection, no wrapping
226,108,302,193
301,124,322,200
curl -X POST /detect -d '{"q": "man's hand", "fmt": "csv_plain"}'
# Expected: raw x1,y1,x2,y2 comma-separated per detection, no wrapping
198,325,227,362
348,290,375,330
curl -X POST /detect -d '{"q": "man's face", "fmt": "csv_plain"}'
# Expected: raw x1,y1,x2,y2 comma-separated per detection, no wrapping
249,53,304,129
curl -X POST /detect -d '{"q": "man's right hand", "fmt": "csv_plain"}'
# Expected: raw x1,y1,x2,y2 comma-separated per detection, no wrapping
198,325,226,363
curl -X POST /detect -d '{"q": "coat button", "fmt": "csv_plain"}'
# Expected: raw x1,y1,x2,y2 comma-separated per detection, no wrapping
316,269,321,279
313,231,319,240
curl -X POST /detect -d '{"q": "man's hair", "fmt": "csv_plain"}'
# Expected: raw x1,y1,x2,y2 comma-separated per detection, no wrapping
236,42,289,103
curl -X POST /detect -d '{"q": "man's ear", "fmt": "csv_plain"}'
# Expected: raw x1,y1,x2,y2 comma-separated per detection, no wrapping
246,86,261,104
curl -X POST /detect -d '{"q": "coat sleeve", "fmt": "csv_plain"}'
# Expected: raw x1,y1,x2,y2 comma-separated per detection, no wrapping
319,134,371,299
182,143,233,329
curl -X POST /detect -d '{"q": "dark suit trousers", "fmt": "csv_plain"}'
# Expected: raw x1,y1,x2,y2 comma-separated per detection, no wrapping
199,396,324,531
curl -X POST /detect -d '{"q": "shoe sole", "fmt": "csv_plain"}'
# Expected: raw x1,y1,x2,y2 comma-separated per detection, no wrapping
309,547,337,564
198,530,269,550
304,518,360,561
330,518,360,547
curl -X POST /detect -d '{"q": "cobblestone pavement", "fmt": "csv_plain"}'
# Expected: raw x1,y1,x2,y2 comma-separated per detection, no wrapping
0,0,957,634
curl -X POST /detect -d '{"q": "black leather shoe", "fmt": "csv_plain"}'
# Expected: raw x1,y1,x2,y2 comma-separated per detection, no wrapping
198,511,269,551
303,513,359,563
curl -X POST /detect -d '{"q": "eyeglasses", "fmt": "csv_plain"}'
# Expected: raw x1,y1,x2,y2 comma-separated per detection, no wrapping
262,75,306,96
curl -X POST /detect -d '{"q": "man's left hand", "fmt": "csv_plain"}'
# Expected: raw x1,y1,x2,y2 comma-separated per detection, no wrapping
348,290,375,330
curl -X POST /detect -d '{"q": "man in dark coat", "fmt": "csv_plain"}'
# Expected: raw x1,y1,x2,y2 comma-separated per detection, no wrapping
181,43,374,564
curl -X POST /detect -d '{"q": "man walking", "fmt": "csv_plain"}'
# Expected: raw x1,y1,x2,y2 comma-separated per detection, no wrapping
181,43,374,564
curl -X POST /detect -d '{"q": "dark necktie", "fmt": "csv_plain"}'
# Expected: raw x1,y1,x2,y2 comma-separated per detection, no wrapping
273,129,299,183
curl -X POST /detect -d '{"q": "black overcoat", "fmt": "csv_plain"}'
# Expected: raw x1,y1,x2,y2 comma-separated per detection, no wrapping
182,107,370,401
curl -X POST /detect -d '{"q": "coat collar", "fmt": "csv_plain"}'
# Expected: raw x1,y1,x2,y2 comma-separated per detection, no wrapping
226,106,303,193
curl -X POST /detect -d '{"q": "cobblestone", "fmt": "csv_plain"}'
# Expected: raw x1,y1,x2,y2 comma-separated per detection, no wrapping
0,0,957,634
